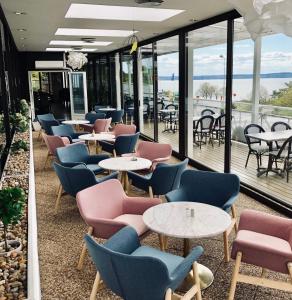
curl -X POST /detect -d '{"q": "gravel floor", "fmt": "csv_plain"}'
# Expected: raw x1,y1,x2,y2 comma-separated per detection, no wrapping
33,132,292,300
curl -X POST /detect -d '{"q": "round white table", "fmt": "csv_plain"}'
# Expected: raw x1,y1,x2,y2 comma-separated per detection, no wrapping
143,202,231,289
78,133,115,153
98,108,116,111
99,157,151,191
62,119,89,131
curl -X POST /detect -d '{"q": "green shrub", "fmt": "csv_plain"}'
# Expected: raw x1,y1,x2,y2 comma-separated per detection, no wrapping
19,99,30,120
11,140,28,153
0,187,25,251
10,113,29,132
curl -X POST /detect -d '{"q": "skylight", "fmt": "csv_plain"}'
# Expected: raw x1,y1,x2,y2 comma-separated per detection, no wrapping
46,48,97,52
55,28,136,37
50,40,111,46
65,4,184,22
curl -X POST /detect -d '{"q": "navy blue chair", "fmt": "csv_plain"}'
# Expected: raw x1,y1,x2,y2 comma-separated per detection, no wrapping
107,109,124,123
85,226,203,300
166,169,240,262
56,143,110,174
85,112,106,123
53,162,118,213
100,132,140,157
128,159,188,197
40,119,60,135
37,113,55,122
51,124,88,143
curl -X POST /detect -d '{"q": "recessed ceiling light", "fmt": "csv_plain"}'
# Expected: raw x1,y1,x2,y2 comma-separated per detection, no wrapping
17,28,27,32
55,28,136,37
14,12,26,15
65,4,184,22
46,47,97,52
50,40,111,46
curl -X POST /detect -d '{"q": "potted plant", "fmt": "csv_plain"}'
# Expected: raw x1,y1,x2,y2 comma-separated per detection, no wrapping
0,187,25,255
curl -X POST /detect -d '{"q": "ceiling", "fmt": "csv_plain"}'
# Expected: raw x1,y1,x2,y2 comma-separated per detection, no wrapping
0,0,235,53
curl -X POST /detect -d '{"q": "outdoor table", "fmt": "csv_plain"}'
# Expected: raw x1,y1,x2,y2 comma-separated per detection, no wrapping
143,202,231,289
99,157,152,191
78,133,115,154
160,109,178,133
246,129,292,177
98,108,116,112
62,119,89,131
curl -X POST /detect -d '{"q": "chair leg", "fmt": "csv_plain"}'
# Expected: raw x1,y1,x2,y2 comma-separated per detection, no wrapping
193,262,202,300
223,230,230,262
245,151,251,168
90,272,101,300
54,186,63,214
113,149,117,157
158,234,166,251
56,183,61,196
77,226,93,270
43,151,50,170
231,205,238,233
149,186,154,198
164,288,172,300
228,252,242,300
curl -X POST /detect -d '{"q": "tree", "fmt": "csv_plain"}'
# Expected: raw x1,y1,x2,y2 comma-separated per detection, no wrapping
197,82,217,99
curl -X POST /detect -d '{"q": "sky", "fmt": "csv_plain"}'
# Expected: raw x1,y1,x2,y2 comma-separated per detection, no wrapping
156,33,292,77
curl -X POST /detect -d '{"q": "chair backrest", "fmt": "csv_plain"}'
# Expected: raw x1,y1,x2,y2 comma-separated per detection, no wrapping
56,143,88,164
244,124,265,146
84,226,171,300
136,141,172,162
276,135,292,159
53,163,97,197
114,133,140,155
195,115,214,131
157,101,164,111
110,110,124,123
113,124,136,137
77,179,124,222
85,112,106,124
174,169,240,210
271,121,291,132
151,159,188,195
43,134,69,155
201,109,215,116
40,119,60,135
37,113,55,123
51,124,75,137
165,104,176,110
214,114,226,129
94,118,112,133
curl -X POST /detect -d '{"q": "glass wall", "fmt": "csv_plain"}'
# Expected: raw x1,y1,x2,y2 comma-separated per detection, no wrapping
186,22,227,171
156,36,179,152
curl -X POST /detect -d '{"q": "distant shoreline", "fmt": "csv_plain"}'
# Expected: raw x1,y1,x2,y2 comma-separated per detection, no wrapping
159,72,292,80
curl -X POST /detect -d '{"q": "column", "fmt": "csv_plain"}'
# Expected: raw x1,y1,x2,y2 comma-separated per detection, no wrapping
115,53,121,109
187,46,194,155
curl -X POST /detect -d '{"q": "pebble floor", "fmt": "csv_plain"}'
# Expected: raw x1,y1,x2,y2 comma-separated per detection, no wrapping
33,132,292,300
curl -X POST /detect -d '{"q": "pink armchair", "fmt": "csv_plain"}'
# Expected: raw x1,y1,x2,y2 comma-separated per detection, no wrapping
76,179,161,270
42,133,70,169
228,209,292,299
113,124,136,137
82,118,112,133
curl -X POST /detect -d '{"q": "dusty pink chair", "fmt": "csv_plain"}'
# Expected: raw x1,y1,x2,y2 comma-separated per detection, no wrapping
228,209,292,299
76,178,161,270
113,124,136,137
93,117,112,133
42,133,70,169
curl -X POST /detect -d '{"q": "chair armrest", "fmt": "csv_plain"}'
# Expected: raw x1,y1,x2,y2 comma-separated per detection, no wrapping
169,246,204,289
165,189,188,203
152,156,171,164
97,172,119,183
222,194,238,212
238,209,292,241
123,196,161,215
86,154,110,164
60,135,73,143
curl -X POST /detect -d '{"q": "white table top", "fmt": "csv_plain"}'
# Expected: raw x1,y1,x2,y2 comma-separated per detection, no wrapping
143,202,231,239
246,129,292,142
193,113,220,121
98,108,116,111
99,157,152,172
62,120,89,125
160,109,177,113
78,133,115,142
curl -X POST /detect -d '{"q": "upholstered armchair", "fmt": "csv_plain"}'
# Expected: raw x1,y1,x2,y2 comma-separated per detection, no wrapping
53,163,118,214
56,143,110,174
80,112,106,132
51,124,88,143
166,169,240,262
128,159,188,197
76,179,161,271
229,209,292,299
85,226,203,300
112,124,136,137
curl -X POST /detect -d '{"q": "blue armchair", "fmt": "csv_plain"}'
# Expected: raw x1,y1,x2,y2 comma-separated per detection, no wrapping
40,119,60,135
56,143,110,174
51,124,88,143
85,226,203,300
53,162,118,213
166,169,240,262
128,159,189,197
100,132,140,157
106,109,124,123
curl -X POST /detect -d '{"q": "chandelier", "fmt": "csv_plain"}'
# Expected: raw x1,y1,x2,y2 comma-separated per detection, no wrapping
66,52,88,70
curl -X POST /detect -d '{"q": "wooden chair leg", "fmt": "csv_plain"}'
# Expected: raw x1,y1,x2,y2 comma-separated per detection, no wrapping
193,262,202,300
228,252,242,300
113,149,117,157
43,152,50,170
56,183,61,196
231,205,238,232
164,288,172,300
90,272,101,300
223,230,230,262
54,186,63,214
149,186,154,198
77,227,93,270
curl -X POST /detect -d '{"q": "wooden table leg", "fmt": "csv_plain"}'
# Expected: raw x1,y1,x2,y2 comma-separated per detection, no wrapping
183,238,190,257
